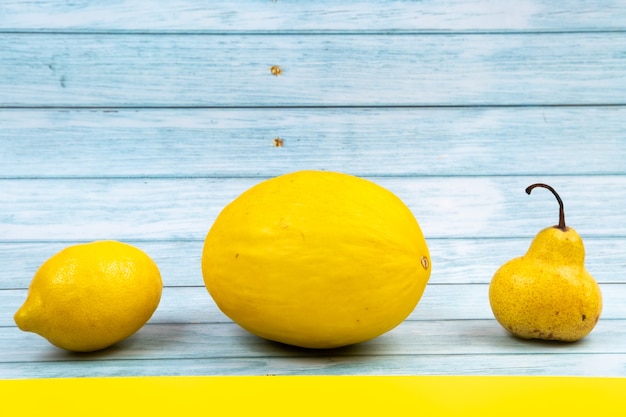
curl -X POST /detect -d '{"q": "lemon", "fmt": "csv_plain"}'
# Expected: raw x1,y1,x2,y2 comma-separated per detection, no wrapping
202,170,431,348
14,240,162,352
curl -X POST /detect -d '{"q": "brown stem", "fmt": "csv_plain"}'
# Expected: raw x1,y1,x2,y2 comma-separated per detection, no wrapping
525,183,567,231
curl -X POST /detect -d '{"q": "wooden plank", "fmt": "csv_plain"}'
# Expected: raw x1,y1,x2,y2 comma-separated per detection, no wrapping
3,281,625,328
2,237,623,289
2,33,626,107
2,319,624,366
1,0,625,32
2,108,626,178
1,176,624,241
2,353,626,378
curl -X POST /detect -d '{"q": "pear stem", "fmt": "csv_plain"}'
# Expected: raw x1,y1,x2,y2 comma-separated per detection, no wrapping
525,183,567,231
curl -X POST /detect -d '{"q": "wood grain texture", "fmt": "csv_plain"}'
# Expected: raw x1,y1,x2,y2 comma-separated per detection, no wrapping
2,353,626,379
2,319,626,378
2,107,626,178
2,176,624,241
1,0,625,32
3,319,626,362
2,33,626,106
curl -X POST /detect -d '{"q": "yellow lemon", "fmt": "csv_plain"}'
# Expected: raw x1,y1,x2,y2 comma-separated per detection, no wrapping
14,240,162,352
202,170,431,348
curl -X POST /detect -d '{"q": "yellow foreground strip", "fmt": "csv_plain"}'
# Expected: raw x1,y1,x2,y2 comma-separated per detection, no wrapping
2,375,625,415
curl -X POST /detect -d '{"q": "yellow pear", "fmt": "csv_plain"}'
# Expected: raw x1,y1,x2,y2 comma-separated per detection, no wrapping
489,183,602,342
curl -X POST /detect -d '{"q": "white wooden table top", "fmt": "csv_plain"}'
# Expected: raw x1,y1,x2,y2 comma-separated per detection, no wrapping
1,1,626,379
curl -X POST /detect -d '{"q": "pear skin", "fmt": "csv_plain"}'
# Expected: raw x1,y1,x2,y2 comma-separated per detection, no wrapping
489,184,602,342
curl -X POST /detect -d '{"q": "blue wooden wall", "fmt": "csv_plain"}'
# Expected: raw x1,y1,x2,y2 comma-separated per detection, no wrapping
1,1,626,378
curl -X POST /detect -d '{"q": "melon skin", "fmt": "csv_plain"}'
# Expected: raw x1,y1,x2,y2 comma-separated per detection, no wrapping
202,170,431,348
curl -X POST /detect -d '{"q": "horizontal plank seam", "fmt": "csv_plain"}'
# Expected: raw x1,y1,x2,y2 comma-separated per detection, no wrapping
2,236,626,245
2,319,625,332
3,104,626,110
1,29,626,36
2,173,626,180
3,281,626,291
1,236,625,242
2,350,626,366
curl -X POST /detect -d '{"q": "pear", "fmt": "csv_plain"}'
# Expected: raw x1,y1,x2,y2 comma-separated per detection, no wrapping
489,183,602,342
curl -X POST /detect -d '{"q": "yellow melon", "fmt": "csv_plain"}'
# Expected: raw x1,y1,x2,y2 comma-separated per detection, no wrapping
202,170,431,348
